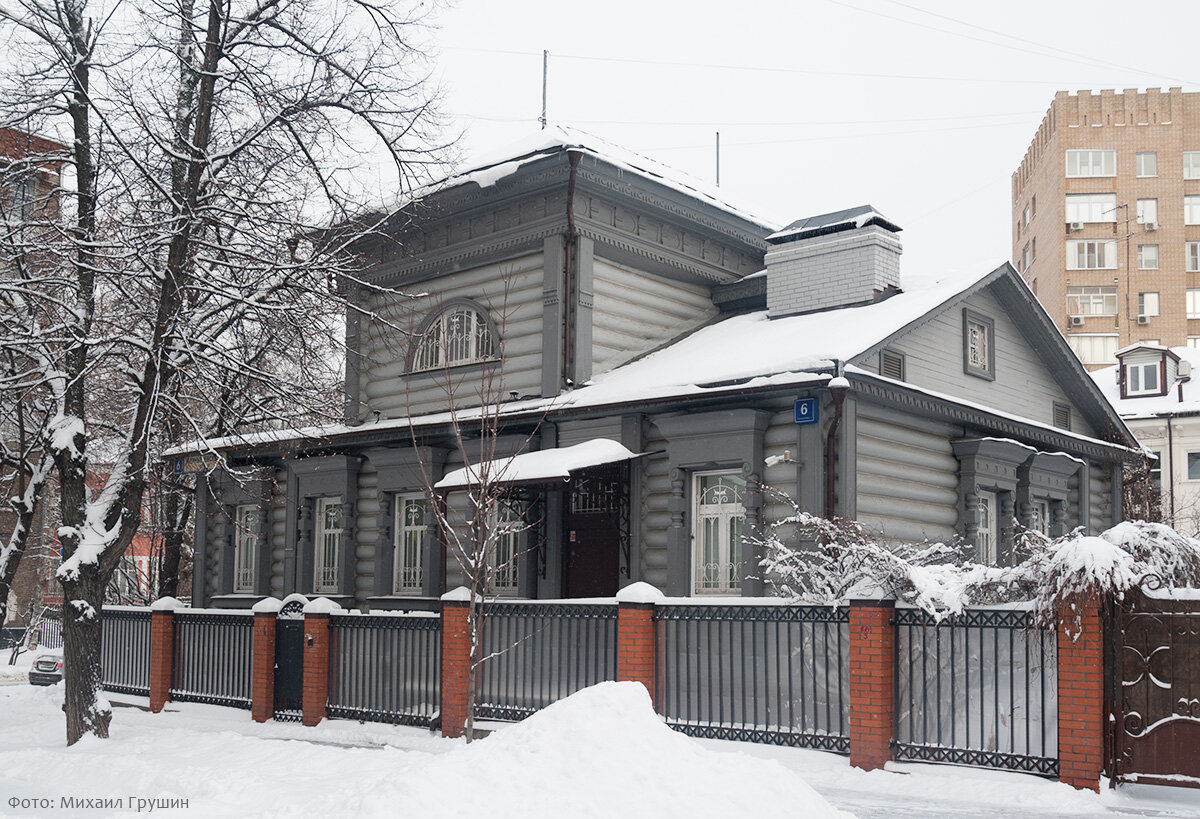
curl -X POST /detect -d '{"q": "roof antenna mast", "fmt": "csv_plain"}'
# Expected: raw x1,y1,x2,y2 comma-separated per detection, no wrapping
540,50,549,130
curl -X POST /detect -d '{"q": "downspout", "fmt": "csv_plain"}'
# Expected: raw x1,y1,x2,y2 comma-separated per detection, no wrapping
1167,415,1176,525
562,150,582,390
824,373,850,519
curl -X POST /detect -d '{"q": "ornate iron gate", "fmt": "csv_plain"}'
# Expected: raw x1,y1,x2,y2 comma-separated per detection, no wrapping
274,600,305,721
1110,588,1200,787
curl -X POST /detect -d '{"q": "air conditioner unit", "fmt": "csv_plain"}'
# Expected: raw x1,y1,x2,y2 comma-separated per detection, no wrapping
1137,315,1151,325
1069,221,1085,232
1145,221,1159,231
1179,360,1193,380
1069,315,1086,327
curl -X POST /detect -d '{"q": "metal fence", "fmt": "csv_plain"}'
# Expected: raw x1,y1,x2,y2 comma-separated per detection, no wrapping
170,611,253,708
655,604,850,751
101,608,151,695
895,607,1058,776
476,602,619,721
37,608,63,649
328,613,441,727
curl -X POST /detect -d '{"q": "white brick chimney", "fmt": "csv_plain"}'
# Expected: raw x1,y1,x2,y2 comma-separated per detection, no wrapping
764,205,902,317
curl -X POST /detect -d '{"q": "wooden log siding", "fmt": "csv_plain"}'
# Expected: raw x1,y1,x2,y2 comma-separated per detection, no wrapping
269,468,287,596
355,465,381,603
358,254,545,419
762,405,801,523
556,418,623,448
1088,461,1112,533
640,424,671,590
590,257,717,376
855,409,960,544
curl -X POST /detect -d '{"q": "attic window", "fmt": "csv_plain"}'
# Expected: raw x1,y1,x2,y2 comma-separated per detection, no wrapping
1124,361,1163,397
962,309,995,381
410,301,497,373
1052,403,1071,431
880,350,905,381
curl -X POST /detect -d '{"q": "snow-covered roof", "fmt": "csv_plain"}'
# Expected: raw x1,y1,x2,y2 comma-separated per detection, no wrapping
384,125,775,230
766,204,900,244
1092,345,1200,419
435,439,642,490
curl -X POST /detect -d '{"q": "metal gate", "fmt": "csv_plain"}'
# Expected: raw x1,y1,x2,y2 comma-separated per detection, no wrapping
274,600,305,721
1110,588,1200,787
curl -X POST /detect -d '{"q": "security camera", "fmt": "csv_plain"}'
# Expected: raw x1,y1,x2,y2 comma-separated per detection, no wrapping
764,450,794,468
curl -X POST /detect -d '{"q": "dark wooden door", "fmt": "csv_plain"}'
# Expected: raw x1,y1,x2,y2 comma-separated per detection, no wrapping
274,603,305,720
1111,589,1200,787
564,519,619,598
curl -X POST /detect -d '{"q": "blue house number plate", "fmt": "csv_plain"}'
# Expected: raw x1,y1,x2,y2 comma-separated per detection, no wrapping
794,397,818,425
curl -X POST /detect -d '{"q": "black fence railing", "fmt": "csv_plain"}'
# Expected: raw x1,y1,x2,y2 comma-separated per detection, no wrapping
101,607,151,695
655,604,850,751
328,613,441,727
171,611,253,708
36,608,63,649
475,602,618,721
895,607,1058,777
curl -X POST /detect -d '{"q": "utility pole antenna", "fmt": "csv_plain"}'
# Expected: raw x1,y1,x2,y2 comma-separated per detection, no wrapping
715,131,720,187
540,50,549,130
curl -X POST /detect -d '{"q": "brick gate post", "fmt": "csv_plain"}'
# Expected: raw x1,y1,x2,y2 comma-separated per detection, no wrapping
440,588,472,738
148,597,182,713
1057,594,1105,791
616,583,662,706
301,598,338,727
848,598,895,771
250,598,282,723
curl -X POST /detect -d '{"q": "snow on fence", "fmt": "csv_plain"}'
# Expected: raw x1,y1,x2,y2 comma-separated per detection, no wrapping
654,604,850,751
476,602,619,721
101,607,151,695
170,610,253,708
895,607,1058,777
327,613,441,727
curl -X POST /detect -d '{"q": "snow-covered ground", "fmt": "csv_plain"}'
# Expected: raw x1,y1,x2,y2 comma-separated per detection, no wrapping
0,651,33,685
1,681,1198,819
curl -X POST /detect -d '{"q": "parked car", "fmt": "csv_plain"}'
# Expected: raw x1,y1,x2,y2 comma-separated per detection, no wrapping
28,649,63,686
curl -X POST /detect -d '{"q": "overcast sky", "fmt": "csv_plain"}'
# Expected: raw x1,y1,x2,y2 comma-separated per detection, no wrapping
426,0,1197,280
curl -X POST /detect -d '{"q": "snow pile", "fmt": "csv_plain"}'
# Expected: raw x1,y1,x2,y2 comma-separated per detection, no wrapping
364,682,849,819
436,439,640,490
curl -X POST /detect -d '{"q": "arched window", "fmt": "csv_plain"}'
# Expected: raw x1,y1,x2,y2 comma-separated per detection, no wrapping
410,301,497,372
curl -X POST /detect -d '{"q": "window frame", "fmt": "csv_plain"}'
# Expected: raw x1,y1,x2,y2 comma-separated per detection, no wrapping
1066,239,1118,270
233,504,259,593
962,309,995,381
1137,245,1159,271
1065,193,1117,224
691,469,747,595
977,491,998,565
407,299,499,374
1136,198,1157,226
1124,361,1164,397
1136,151,1158,178
1066,285,1118,317
1185,152,1200,180
1189,289,1200,320
1068,333,1119,365
487,500,522,597
1065,149,1116,178
1138,292,1160,318
1187,453,1200,482
1188,242,1200,273
1186,196,1200,226
313,496,343,595
393,493,427,596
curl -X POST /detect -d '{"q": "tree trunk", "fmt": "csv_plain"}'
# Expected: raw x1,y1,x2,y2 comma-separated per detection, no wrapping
61,574,111,743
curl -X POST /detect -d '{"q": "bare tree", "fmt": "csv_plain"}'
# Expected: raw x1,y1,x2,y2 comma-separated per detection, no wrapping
0,0,446,743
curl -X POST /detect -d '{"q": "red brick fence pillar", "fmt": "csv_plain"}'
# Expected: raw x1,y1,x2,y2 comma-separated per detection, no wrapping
1057,594,1105,792
848,598,895,771
440,588,472,738
301,598,337,727
148,597,182,713
250,597,282,723
615,583,662,705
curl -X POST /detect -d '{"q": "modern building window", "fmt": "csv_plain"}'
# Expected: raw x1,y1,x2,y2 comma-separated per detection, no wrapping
411,303,496,372
234,505,258,593
1136,151,1158,178
1068,333,1118,365
488,502,522,596
692,470,746,594
977,491,998,565
1138,245,1159,270
1066,239,1118,270
1065,193,1117,224
1022,242,1032,270
1125,361,1161,396
1052,402,1071,431
1023,203,1032,226
1185,152,1200,180
393,494,427,595
1066,149,1116,178
1136,198,1157,225
963,310,994,379
1190,337,1200,349
1138,292,1160,317
1186,196,1200,226
1066,285,1117,316
1188,453,1200,481
313,497,343,594
1189,289,1200,319
1188,242,1200,273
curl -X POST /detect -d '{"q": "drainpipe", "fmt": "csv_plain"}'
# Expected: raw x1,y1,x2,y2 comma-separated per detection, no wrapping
824,375,850,519
1167,415,1176,525
561,150,582,390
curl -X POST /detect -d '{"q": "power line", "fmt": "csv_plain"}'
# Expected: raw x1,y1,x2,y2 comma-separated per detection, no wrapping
647,119,1033,151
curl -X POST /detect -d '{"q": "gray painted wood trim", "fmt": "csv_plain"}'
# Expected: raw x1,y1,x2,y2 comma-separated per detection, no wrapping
192,474,209,607
208,469,272,598
344,287,364,425
366,446,448,598
403,297,502,374
961,308,996,382
285,455,362,596
573,235,595,385
621,414,645,585
837,395,857,519
541,237,565,396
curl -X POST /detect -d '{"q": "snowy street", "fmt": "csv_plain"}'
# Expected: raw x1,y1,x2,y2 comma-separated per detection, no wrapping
2,682,1198,819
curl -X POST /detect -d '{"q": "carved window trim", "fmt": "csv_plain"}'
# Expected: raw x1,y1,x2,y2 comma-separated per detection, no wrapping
406,298,501,373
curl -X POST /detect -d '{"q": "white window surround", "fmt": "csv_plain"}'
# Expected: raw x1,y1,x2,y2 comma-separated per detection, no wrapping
234,504,259,593
1065,193,1117,224
1138,292,1160,318
977,491,998,565
1136,199,1157,225
1189,290,1200,319
691,470,746,595
1187,453,1200,482
1186,197,1200,226
1185,152,1200,180
1067,239,1118,270
1137,151,1157,178
1068,334,1119,365
1066,285,1117,317
393,494,426,595
1125,361,1162,396
1066,149,1116,178
1188,242,1200,273
1138,245,1159,270
410,302,496,373
314,497,343,594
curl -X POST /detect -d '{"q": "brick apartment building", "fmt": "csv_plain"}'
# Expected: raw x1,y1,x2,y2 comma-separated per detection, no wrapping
1012,88,1200,369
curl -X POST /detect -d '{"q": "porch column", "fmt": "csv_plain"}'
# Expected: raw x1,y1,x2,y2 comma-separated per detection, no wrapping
616,583,662,706
148,597,182,713
250,598,282,723
848,598,895,771
1057,594,1105,791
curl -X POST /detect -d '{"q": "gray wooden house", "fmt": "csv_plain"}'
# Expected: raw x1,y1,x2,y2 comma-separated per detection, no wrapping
187,128,1138,610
